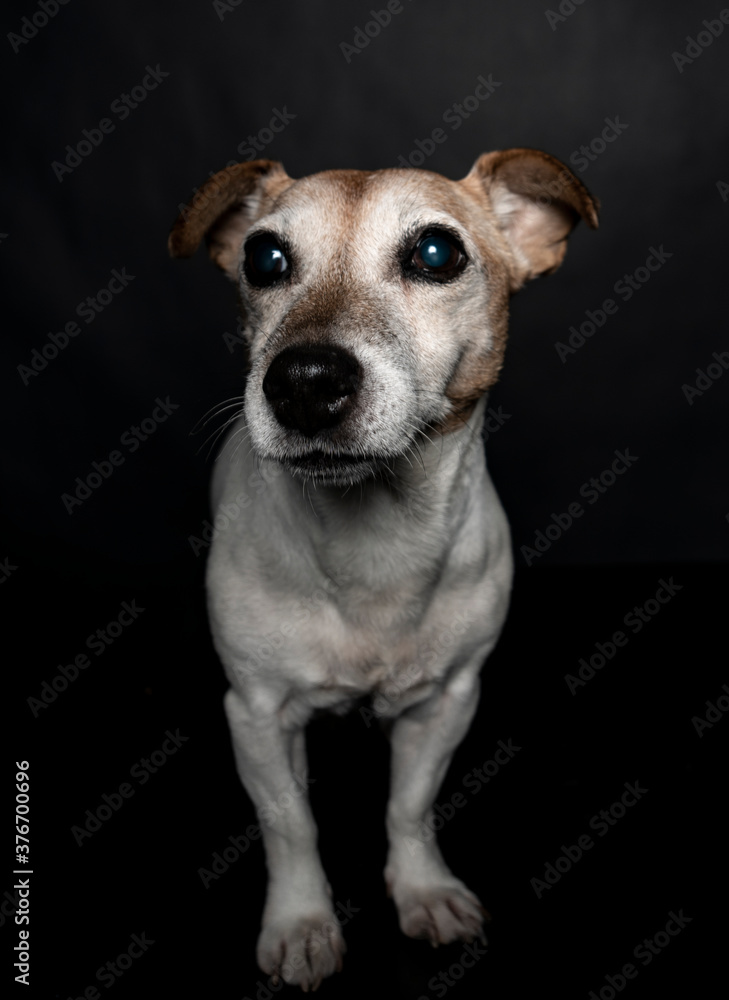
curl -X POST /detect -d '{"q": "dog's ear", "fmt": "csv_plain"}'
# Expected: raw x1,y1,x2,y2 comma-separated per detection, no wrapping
168,159,294,279
463,148,599,289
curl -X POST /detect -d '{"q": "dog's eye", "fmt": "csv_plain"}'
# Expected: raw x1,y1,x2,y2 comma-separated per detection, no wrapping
244,235,289,286
408,231,466,281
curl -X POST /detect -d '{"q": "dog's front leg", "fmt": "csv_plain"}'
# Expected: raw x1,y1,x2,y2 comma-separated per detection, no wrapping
384,660,487,945
223,687,345,989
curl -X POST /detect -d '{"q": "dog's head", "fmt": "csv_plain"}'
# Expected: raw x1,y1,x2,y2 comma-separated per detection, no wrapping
169,150,598,486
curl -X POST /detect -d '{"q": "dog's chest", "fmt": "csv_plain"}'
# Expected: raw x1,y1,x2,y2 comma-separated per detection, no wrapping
271,566,486,715
209,439,504,712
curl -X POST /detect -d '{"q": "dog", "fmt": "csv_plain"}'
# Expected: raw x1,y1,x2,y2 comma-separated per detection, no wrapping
169,148,598,990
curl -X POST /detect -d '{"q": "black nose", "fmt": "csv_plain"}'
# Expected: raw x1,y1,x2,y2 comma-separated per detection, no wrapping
262,345,361,437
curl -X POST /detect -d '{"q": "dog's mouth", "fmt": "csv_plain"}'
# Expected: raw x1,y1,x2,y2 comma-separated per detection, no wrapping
284,449,386,486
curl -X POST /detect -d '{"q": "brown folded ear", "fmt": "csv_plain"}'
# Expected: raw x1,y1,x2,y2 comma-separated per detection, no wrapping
462,148,599,290
168,159,293,279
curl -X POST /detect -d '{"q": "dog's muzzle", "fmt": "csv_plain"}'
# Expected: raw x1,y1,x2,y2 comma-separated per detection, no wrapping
262,344,361,438
260,343,391,485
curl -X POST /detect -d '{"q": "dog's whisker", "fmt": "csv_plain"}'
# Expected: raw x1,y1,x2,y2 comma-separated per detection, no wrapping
307,481,319,518
229,426,256,465
197,411,245,461
411,439,427,477
195,405,246,440
223,423,252,465
191,396,246,435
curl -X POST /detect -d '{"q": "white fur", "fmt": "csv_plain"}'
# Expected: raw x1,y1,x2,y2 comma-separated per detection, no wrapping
189,159,586,989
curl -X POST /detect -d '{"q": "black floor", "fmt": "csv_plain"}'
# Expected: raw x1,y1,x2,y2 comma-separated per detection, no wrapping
10,551,727,998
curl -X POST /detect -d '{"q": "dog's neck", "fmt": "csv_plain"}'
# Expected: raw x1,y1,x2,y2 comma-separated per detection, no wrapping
260,397,492,598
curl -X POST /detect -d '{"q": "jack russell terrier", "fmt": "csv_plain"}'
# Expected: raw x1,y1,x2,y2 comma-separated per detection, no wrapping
169,148,598,990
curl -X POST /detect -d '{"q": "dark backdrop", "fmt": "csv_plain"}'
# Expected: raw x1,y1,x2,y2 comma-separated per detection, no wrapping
4,2,727,998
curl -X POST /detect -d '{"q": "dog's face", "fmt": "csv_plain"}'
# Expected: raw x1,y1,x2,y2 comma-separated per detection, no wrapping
170,151,598,486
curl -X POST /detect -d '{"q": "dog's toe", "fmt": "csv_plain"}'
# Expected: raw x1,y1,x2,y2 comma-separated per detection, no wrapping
395,881,488,946
257,913,345,990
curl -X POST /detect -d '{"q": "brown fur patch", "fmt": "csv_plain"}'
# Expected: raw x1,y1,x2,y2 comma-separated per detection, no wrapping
430,151,598,434
468,148,599,229
435,295,510,435
424,182,513,435
168,159,294,276
462,148,599,287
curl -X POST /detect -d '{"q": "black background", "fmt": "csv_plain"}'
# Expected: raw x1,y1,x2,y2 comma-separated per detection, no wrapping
4,1,727,997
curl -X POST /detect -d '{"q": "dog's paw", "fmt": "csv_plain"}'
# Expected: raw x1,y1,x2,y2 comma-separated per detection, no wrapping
393,881,488,946
257,912,345,991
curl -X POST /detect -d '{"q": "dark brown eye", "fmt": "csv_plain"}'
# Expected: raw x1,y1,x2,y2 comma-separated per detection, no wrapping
244,234,289,287
408,230,467,282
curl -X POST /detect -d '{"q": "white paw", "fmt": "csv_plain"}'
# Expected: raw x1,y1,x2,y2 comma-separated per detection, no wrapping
392,880,488,946
257,912,345,991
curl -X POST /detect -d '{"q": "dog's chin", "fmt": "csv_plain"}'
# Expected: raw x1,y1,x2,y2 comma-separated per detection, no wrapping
280,450,387,487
